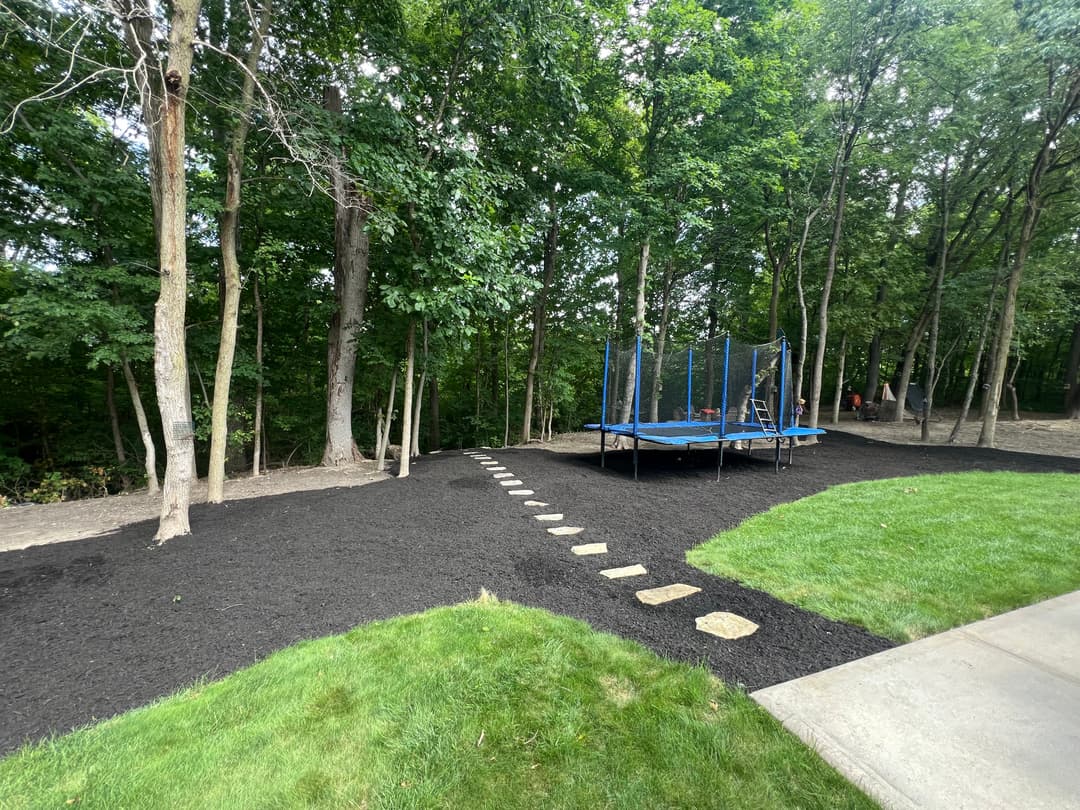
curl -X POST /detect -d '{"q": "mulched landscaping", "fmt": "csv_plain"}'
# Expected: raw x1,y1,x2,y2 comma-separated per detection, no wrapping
2,430,1077,755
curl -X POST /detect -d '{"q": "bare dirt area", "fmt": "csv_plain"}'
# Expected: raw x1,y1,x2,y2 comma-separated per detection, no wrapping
0,463,389,552
822,409,1080,460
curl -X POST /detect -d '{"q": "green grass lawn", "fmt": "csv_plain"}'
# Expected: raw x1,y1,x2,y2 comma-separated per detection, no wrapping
688,471,1080,643
0,594,874,809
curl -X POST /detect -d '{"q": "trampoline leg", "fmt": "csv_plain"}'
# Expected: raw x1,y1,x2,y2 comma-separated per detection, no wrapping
633,436,639,482
600,430,606,468
716,441,721,482
788,437,794,466
774,439,781,473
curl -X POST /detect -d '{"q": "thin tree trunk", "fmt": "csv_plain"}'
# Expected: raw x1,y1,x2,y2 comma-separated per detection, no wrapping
1065,322,1080,419
251,268,264,476
398,320,417,477
1006,357,1021,420
832,333,847,424
121,357,159,494
411,321,429,458
922,157,949,442
617,238,649,426
106,367,131,491
649,256,676,422
376,368,398,472
949,273,1003,443
893,308,932,422
322,86,371,466
429,375,441,446
522,195,558,443
208,0,272,501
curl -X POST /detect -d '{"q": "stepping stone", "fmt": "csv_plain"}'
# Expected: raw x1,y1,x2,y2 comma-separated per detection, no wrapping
523,500,549,507
480,461,498,465
499,480,524,487
534,513,564,521
508,490,534,495
474,455,491,460
488,466,506,471
571,543,607,556
600,564,648,580
428,450,442,454
635,583,702,606
493,472,514,479
481,445,492,449
547,526,584,536
695,612,759,639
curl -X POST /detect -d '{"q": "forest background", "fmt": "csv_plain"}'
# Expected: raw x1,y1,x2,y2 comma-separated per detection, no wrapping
1,0,1078,539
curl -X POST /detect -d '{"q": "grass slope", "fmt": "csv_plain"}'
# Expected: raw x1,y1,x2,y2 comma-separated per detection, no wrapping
688,471,1080,642
0,595,873,809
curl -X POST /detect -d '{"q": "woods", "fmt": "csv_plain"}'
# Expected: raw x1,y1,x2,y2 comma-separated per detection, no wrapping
1,0,1078,539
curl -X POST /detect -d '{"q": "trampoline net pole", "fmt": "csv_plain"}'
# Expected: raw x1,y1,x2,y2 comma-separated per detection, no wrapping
779,337,787,431
687,348,693,421
721,336,730,435
601,340,611,429
633,335,642,431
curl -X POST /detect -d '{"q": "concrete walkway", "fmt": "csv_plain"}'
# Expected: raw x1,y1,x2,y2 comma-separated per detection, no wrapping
753,591,1080,810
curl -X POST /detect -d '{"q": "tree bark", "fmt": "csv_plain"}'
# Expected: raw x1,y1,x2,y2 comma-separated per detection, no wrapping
922,157,948,442
208,0,272,502
949,271,1003,443
429,375,441,446
648,256,676,422
322,86,371,466
115,0,201,540
1065,322,1080,419
832,333,847,424
522,196,558,443
398,320,416,477
375,368,398,472
251,267,264,476
121,356,159,494
617,238,649,426
412,321,429,458
106,367,131,491
893,307,931,422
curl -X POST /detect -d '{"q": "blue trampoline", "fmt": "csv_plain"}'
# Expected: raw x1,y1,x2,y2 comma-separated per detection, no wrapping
585,335,824,479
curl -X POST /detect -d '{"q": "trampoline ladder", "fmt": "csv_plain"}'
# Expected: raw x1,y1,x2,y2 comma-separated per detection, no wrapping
750,398,783,473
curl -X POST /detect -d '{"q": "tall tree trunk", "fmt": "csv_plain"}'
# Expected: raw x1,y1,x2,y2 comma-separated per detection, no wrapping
322,86,372,466
893,308,931,422
251,268,265,475
1006,357,1021,421
864,179,909,402
121,357,159,494
980,68,1080,446
949,272,1003,443
831,333,847,424
376,368,398,472
649,256,676,422
398,321,417,477
106,367,131,492
1065,322,1080,419
922,157,949,442
522,195,558,443
116,0,202,540
429,375,441,446
412,321,429,458
208,1,272,502
617,238,649,425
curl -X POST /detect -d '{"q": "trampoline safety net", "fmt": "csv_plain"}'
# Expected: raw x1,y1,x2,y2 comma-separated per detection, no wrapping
601,336,795,431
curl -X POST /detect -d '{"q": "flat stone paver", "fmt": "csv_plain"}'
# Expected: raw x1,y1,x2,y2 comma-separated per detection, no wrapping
499,480,523,487
635,583,702,606
488,466,506,471
696,612,759,639
600,564,648,579
493,473,514,479
428,450,442,454
473,455,490,460
534,514,563,521
571,543,607,555
508,489,534,495
480,460,498,466
752,591,1080,810
523,500,549,507
547,526,583,536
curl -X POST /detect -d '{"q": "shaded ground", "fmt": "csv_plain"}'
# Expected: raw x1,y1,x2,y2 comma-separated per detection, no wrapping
2,433,1077,755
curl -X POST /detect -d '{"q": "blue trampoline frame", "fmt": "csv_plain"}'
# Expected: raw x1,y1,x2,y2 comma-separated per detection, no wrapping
585,335,825,480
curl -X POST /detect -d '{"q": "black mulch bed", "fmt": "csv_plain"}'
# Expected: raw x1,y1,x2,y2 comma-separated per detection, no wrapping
2,431,1077,755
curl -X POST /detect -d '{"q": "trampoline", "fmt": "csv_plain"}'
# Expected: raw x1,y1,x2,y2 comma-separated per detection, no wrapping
585,335,825,479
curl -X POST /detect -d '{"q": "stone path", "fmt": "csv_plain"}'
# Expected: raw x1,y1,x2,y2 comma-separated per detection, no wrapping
466,449,759,643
